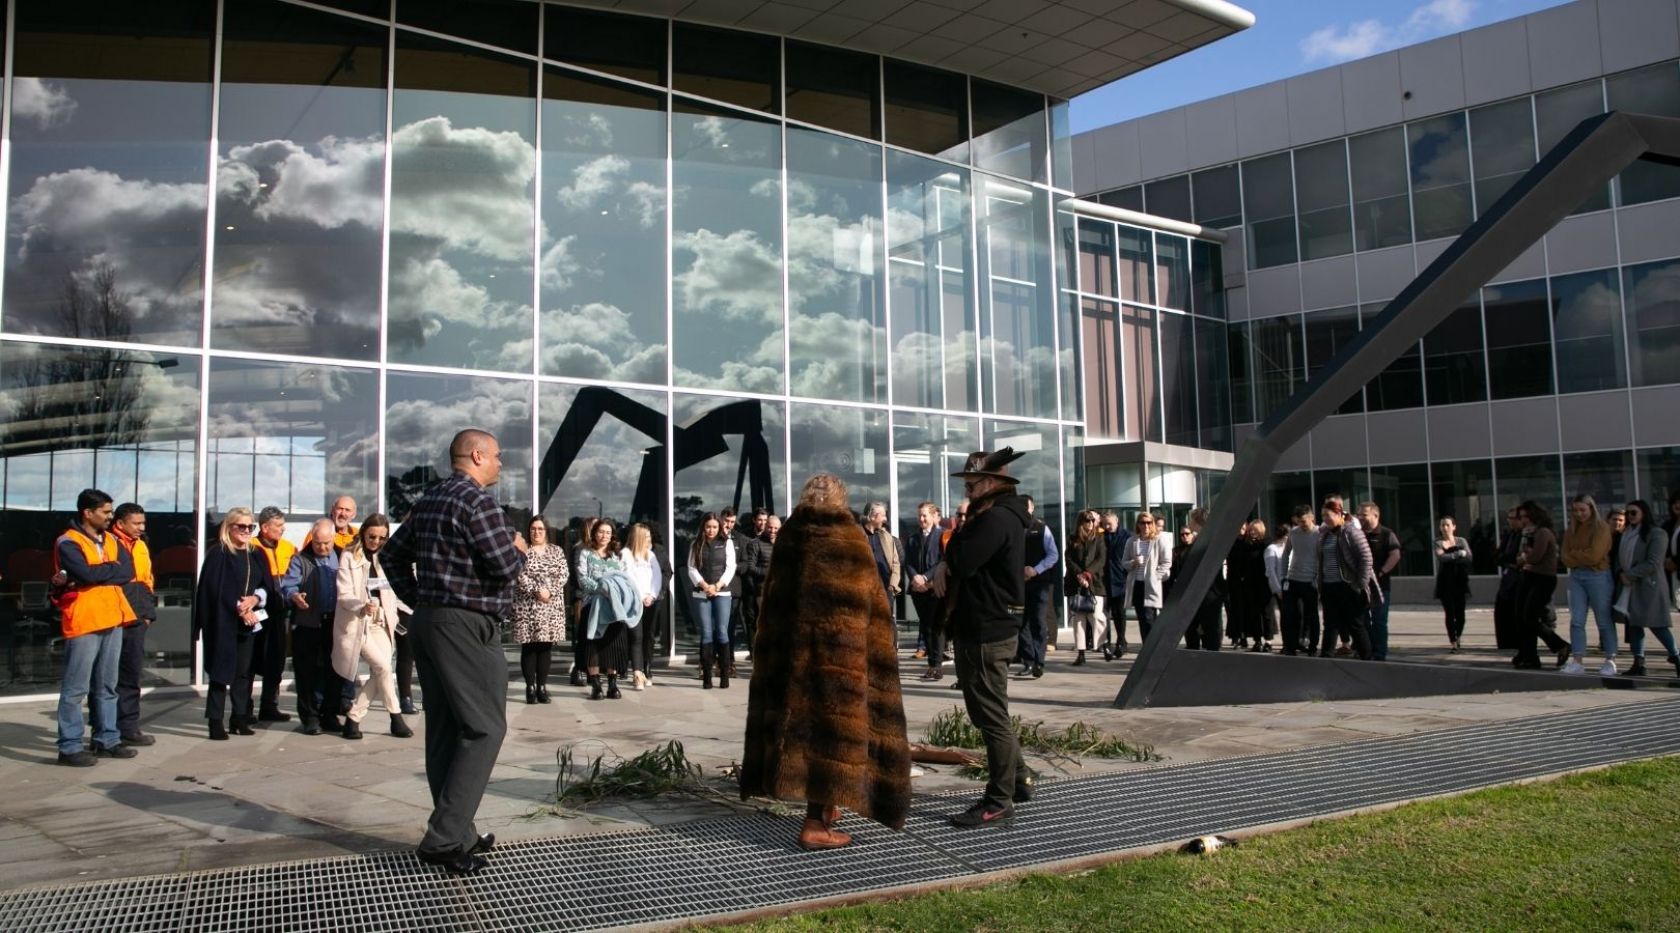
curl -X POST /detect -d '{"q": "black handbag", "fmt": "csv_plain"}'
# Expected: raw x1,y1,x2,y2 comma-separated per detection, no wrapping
1070,589,1097,614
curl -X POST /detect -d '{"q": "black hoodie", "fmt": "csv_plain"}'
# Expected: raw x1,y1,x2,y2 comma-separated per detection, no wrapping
944,490,1031,644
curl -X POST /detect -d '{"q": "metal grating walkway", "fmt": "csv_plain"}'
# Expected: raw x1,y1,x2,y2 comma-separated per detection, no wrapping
5,698,1679,931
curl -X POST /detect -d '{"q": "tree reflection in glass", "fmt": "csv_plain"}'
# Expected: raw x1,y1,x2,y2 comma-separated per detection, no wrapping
3,1,215,346
213,1,387,360
787,128,886,403
887,152,975,411
671,104,784,393
387,35,536,373
539,71,667,384
384,371,532,522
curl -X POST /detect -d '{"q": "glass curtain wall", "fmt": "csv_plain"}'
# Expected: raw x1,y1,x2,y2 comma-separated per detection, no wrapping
0,0,1084,695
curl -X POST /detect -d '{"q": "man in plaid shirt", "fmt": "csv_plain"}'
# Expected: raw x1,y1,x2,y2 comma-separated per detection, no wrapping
383,428,526,875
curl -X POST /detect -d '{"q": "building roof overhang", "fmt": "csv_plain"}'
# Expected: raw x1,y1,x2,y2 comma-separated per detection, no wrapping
552,0,1254,100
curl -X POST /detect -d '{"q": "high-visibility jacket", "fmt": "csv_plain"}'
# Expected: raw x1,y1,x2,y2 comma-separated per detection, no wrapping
110,527,157,623
333,525,359,551
253,536,296,580
54,528,137,638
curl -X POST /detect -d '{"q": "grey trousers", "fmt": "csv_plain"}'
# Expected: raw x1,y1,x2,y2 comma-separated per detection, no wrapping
954,635,1028,809
411,605,507,857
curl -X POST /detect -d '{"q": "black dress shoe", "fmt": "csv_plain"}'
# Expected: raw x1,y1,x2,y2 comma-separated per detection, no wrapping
120,732,156,747
94,742,137,759
471,833,496,854
300,720,323,736
536,685,551,704
258,708,291,723
418,849,489,875
342,720,363,740
230,719,256,736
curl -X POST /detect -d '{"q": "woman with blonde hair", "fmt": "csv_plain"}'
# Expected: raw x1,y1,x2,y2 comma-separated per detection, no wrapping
192,508,276,740
741,473,910,850
1118,512,1173,652
332,515,412,739
1064,509,1107,665
1561,494,1616,675
620,523,663,690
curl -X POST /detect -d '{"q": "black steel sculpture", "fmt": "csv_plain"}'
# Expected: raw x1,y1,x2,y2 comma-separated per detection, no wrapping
1117,111,1680,709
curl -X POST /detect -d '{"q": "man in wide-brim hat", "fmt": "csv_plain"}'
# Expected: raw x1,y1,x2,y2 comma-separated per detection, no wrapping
932,448,1035,827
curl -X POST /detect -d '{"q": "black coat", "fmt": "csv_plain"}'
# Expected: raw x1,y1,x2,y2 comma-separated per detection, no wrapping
192,546,276,684
944,491,1030,644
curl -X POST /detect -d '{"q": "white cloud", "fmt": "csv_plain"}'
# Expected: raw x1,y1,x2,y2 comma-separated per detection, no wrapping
673,228,782,324
222,135,385,230
389,115,537,262
556,154,629,211
539,300,667,383
1301,0,1475,64
11,77,77,129
388,254,529,333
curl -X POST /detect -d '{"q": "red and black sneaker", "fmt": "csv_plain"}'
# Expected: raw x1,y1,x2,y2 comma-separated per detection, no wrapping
949,801,1014,828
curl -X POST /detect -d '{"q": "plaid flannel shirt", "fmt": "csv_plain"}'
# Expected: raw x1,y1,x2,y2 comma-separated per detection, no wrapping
382,471,525,616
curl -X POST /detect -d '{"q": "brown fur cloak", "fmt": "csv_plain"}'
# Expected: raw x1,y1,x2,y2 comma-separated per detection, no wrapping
738,502,912,829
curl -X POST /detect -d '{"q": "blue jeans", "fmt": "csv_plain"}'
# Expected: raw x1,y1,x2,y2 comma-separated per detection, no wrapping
690,593,733,647
1368,586,1391,660
58,626,123,754
1567,569,1616,658
1628,625,1678,659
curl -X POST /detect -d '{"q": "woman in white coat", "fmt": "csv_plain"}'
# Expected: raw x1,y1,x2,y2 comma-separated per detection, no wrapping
1116,512,1172,653
333,514,412,740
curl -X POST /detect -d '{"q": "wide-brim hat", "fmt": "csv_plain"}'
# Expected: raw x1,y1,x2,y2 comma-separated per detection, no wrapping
951,447,1025,483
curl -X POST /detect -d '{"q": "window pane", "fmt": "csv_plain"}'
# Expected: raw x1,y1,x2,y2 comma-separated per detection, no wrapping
1304,306,1363,414
1635,446,1680,508
972,79,1046,183
1607,62,1680,205
214,0,387,361
672,392,785,522
888,153,975,411
397,0,536,54
1079,297,1121,437
1349,127,1412,250
892,413,978,539
1058,272,1081,423
387,35,536,372
1563,449,1635,511
671,104,783,393
1370,463,1433,575
1430,459,1498,574
537,383,667,529
544,6,666,86
539,70,666,384
385,371,531,523
672,23,778,114
1624,258,1680,387
0,342,200,693
1076,219,1117,298
1160,312,1197,446
883,60,967,162
1117,226,1153,304
1313,467,1371,512
1241,153,1297,268
1294,139,1353,260
1496,454,1563,526
207,358,376,521
1154,234,1190,311
1098,186,1143,212
787,128,886,403
1422,302,1487,404
1190,239,1226,319
1408,112,1472,242
1143,175,1191,223
1192,165,1242,228
1482,278,1553,398
786,41,880,140
1227,321,1254,424
1362,302,1425,410
1536,80,1610,213
1469,97,1535,216
978,177,1055,418
1550,268,1626,393
1051,101,1072,193
1123,305,1159,441
1264,471,1313,533
790,403,889,508
1195,316,1232,451
1251,313,1305,422
4,0,215,346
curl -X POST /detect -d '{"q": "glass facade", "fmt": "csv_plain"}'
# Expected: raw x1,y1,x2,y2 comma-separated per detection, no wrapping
0,0,1081,696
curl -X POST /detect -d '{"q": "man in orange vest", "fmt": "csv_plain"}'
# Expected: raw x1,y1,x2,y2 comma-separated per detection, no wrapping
329,496,359,550
252,506,296,723
54,488,137,767
109,503,157,747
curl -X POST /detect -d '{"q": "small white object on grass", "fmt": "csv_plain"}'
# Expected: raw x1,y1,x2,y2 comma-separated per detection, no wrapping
1179,834,1237,855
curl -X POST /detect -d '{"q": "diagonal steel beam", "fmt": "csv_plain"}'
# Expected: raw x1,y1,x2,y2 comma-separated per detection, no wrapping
1117,111,1680,709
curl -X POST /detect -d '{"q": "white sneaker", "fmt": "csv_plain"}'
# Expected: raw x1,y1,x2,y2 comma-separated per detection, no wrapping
1561,659,1586,675
1599,659,1618,676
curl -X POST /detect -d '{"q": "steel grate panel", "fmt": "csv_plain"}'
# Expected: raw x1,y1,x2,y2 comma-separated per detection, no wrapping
1,698,1675,932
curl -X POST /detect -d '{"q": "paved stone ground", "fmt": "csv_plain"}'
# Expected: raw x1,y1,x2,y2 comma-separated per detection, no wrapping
0,608,1673,893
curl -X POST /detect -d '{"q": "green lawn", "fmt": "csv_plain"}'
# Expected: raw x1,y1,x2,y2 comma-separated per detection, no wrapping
721,756,1680,932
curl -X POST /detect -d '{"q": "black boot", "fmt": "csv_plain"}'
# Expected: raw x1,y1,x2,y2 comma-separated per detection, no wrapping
230,716,256,736
700,646,714,689
1072,650,1086,666
569,664,585,687
587,674,603,700
536,684,551,704
525,684,537,705
1628,657,1648,677
717,648,730,689
390,714,413,738
209,720,228,741
342,719,362,740
606,674,621,699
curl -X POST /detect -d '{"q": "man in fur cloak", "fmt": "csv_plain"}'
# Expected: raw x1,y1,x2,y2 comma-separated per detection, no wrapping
740,473,912,850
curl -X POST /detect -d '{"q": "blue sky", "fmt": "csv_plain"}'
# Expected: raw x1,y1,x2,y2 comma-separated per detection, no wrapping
1069,0,1571,133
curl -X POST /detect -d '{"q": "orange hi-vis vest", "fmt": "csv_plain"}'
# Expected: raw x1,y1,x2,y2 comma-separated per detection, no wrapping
111,528,154,593
254,535,296,579
54,528,137,638
333,525,358,550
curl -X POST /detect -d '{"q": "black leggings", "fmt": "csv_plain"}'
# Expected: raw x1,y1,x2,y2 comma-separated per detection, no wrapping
1516,573,1565,662
395,629,415,702
1440,593,1467,642
520,642,553,687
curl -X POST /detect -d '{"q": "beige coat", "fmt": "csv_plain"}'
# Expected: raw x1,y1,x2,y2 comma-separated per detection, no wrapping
333,547,401,681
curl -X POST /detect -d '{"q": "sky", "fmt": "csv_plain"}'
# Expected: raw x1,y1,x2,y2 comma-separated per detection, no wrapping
1069,0,1573,133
